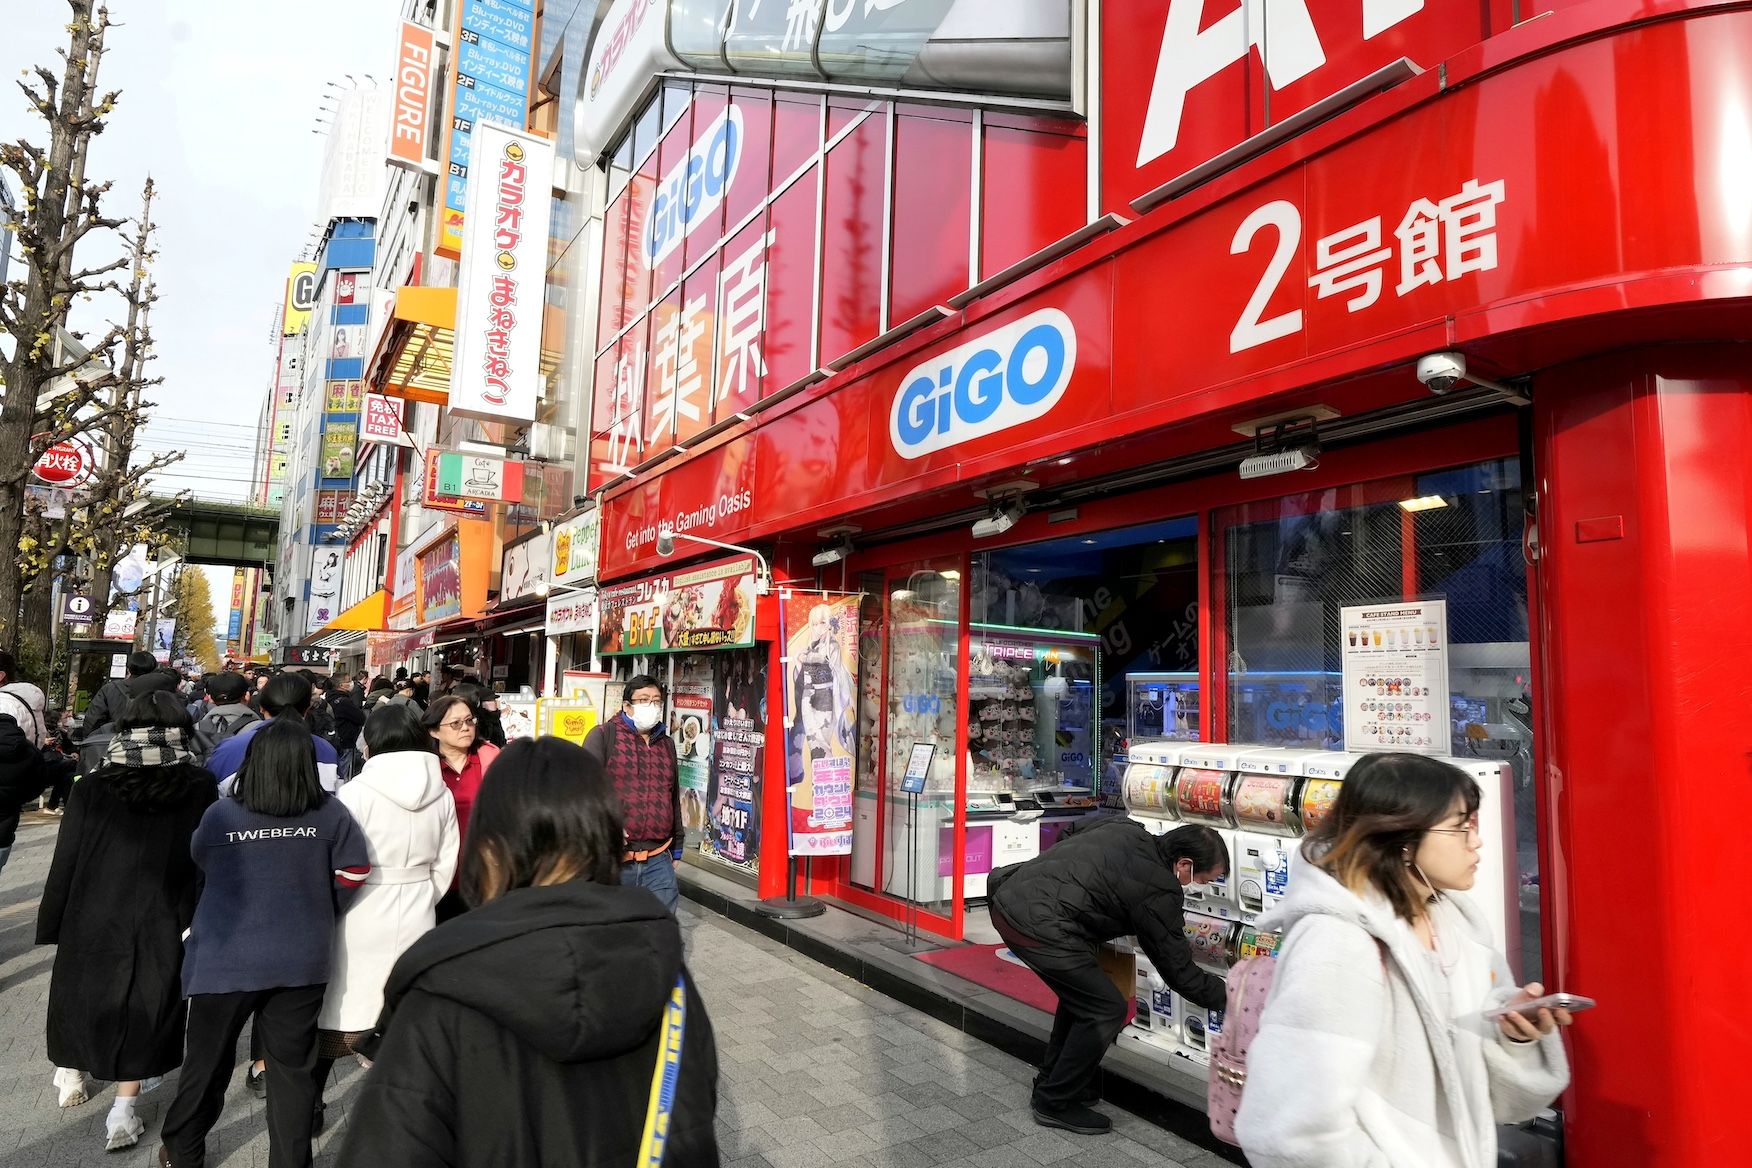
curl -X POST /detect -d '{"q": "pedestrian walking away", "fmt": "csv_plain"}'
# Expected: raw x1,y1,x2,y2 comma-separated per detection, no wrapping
335,736,719,1168
1235,753,1573,1168
422,694,500,921
35,692,218,1151
157,718,371,1168
205,672,339,794
584,675,683,914
191,671,261,764
313,704,458,1132
986,818,1231,1136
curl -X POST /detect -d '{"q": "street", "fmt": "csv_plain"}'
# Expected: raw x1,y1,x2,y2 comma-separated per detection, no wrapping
0,814,1221,1168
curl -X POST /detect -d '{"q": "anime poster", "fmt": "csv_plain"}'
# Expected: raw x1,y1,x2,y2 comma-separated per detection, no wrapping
672,660,714,854
704,649,765,871
781,593,860,856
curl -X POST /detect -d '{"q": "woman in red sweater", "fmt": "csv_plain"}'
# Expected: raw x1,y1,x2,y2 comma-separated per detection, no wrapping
423,695,499,920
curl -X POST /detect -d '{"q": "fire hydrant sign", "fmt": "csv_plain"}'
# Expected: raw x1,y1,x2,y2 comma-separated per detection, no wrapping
1340,599,1450,756
31,435,93,487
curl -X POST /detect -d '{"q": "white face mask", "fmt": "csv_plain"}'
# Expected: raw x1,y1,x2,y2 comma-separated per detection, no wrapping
629,702,663,731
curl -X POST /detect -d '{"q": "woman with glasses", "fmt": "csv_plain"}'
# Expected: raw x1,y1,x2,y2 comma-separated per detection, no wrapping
422,695,499,920
1235,753,1572,1167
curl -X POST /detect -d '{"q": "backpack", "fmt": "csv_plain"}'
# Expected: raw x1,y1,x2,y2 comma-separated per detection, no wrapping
1207,943,1280,1144
199,710,261,761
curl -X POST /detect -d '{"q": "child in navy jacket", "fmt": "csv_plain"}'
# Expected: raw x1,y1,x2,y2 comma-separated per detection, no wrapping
158,719,370,1168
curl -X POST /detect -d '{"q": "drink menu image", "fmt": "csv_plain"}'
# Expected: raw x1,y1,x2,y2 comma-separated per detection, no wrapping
1339,599,1451,757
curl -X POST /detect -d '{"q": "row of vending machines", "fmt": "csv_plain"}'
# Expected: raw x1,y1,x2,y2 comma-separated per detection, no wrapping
1115,742,1518,1070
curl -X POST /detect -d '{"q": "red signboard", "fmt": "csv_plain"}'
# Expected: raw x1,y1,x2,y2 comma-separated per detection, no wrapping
1099,0,1492,215
31,435,93,487
599,433,758,579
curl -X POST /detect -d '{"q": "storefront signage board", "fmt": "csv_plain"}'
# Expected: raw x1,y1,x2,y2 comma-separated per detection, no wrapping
418,532,463,623
575,0,679,162
1098,0,1489,215
599,433,756,578
360,394,412,447
536,696,598,745
780,592,860,856
436,450,525,503
420,447,491,516
388,20,438,171
499,529,548,603
707,650,766,872
550,508,601,585
597,553,758,655
438,0,535,253
1339,599,1449,757
545,589,597,637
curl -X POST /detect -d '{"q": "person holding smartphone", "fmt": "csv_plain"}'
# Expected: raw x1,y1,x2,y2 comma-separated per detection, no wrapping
1235,753,1573,1168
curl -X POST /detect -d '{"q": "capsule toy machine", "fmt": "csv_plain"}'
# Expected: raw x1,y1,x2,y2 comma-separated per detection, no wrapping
1129,955,1182,1053
1122,741,1192,837
1172,745,1252,920
1446,758,1520,973
1231,749,1326,920
1294,751,1358,840
1175,912,1241,1063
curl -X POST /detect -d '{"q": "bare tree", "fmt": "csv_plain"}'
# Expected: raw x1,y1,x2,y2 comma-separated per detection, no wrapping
0,2,158,658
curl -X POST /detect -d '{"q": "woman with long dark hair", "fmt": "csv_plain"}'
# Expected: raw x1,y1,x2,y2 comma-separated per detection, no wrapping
156,718,370,1168
313,705,457,1131
1235,753,1573,1167
336,737,719,1167
36,692,217,1151
422,694,499,920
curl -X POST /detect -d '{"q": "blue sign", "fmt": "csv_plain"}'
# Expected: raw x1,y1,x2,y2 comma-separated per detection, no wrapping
228,610,243,639
443,0,535,248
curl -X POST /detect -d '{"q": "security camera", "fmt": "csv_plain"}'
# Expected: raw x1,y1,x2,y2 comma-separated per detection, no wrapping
1417,352,1467,396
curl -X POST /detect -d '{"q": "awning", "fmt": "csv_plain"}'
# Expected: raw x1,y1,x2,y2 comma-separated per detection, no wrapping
310,629,366,650
316,589,388,635
367,284,564,405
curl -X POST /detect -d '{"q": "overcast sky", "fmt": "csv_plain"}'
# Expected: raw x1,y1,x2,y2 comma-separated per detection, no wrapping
1,0,398,621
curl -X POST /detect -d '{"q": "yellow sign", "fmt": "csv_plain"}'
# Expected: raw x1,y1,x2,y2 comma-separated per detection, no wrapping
283,262,318,335
537,697,599,746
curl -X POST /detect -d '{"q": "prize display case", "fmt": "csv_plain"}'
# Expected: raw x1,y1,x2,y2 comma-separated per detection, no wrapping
1126,671,1202,743
966,623,1101,796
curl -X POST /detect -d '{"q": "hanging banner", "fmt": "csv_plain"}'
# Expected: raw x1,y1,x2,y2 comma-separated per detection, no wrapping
781,592,861,856
1340,598,1451,756
360,393,413,447
596,554,758,655
673,665,713,853
705,650,765,871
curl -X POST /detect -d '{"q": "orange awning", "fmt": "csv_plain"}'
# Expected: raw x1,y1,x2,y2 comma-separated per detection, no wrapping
317,589,389,634
367,284,563,406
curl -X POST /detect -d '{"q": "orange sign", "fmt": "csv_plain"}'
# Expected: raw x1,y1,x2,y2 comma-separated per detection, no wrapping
389,21,436,170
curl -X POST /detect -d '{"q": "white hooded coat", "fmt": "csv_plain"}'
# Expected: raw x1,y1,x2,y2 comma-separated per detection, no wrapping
319,750,460,1032
1234,854,1568,1168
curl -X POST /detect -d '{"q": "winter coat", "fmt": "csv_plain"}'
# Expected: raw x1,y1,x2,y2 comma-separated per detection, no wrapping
0,680,48,745
0,714,42,848
319,750,459,1032
987,814,1227,1010
329,690,366,754
83,670,180,735
35,762,218,1079
437,741,499,848
1234,855,1569,1168
336,878,719,1168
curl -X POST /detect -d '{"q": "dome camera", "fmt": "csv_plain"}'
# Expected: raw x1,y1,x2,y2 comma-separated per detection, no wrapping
1417,352,1467,395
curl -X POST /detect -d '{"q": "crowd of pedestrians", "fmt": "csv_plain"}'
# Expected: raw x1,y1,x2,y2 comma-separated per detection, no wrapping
7,663,718,1166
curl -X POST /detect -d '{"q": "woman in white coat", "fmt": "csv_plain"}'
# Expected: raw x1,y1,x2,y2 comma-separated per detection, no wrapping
1235,753,1573,1168
312,704,459,1131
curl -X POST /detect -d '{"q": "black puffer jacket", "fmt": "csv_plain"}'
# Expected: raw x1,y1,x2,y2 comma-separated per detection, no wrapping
988,814,1227,1011
0,715,41,848
338,878,719,1168
83,670,180,736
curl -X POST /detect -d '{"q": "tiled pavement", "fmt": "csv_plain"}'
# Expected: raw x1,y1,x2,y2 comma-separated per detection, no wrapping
0,813,1223,1167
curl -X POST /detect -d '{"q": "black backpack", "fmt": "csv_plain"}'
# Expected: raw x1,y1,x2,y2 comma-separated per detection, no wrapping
198,709,261,762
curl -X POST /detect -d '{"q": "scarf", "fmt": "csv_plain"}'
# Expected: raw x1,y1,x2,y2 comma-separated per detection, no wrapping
104,725,194,770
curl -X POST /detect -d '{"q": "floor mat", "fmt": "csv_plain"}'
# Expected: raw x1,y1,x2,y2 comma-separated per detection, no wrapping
912,943,1063,1016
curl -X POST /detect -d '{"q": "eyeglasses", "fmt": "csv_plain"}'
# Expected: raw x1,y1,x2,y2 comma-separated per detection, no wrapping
1427,813,1482,839
440,717,477,731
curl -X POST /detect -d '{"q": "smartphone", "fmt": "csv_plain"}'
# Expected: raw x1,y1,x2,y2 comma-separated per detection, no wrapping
1484,993,1596,1019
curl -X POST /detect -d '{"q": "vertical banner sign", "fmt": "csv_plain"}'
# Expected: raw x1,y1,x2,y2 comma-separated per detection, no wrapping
672,661,714,853
707,650,766,871
282,262,318,335
449,123,554,424
360,394,412,446
228,568,246,641
781,593,861,856
389,20,437,170
1340,599,1451,756
440,0,536,253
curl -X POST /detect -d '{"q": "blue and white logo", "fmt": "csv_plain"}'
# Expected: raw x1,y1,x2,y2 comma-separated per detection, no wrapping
889,308,1077,460
643,106,743,268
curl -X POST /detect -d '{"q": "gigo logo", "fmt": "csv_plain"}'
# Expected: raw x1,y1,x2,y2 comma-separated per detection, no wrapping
889,309,1077,460
643,106,743,268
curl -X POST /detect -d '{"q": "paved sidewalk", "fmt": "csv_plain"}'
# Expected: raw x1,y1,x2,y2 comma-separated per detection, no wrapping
0,813,1222,1167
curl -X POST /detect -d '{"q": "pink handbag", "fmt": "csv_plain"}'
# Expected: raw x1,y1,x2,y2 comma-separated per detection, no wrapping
1207,954,1276,1145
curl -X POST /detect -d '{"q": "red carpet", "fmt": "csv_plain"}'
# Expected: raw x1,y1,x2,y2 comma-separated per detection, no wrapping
914,944,1134,1024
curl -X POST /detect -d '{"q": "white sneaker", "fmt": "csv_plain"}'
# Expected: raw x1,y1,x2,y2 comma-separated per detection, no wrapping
104,1113,144,1151
53,1068,92,1108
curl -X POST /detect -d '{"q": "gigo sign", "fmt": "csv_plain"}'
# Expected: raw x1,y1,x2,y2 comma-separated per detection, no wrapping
889,309,1077,460
644,106,743,267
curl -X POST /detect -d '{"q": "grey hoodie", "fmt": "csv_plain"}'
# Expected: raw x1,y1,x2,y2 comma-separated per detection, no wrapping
1235,853,1568,1168
192,702,261,761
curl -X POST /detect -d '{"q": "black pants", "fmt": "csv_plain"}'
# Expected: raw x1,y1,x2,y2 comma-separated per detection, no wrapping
992,910,1128,1111
161,984,324,1168
42,756,76,809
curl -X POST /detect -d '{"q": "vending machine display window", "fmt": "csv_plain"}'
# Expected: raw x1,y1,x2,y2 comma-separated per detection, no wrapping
967,623,1101,796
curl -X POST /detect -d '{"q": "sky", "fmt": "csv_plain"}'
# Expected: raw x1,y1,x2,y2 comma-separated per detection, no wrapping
1,0,399,619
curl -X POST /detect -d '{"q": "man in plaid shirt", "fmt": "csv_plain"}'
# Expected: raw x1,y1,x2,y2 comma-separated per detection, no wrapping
583,675,682,912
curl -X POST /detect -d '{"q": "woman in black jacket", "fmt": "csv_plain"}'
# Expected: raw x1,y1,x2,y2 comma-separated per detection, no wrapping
36,692,218,1151
336,736,719,1168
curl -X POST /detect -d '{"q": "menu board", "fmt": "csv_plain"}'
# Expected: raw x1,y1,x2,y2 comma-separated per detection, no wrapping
1340,599,1451,756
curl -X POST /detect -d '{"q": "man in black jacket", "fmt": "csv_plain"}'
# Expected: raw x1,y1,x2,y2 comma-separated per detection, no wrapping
986,818,1229,1136
83,652,180,736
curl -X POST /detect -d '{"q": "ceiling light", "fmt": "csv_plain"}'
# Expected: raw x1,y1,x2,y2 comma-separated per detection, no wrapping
1081,539,1096,545
938,570,960,580
1398,496,1449,512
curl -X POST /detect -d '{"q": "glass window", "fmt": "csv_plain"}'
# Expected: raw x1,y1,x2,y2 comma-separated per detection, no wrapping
881,563,960,914
1219,455,1540,978
972,517,1201,804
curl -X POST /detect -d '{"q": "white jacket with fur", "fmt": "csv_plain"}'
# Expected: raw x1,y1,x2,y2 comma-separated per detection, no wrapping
1234,855,1568,1168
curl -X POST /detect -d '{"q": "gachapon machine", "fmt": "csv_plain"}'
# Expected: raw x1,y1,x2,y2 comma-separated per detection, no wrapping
1230,749,1313,920
1448,758,1520,974
1130,955,1181,1052
1122,741,1191,833
1293,751,1359,838
1174,745,1253,919
1176,912,1241,1063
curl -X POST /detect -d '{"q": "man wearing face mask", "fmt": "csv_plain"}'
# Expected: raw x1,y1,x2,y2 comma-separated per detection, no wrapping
986,821,1229,1136
583,675,682,913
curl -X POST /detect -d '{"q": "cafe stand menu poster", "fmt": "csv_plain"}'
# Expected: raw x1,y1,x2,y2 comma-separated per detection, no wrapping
1340,599,1450,757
